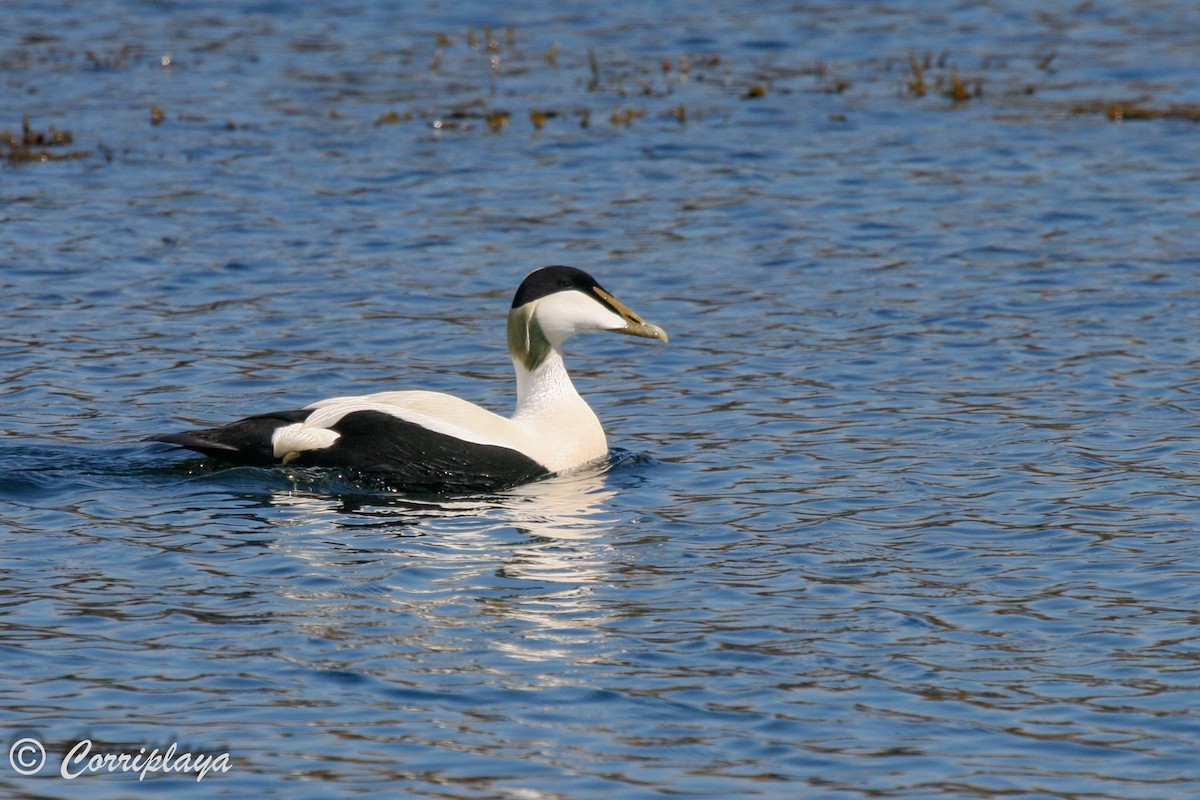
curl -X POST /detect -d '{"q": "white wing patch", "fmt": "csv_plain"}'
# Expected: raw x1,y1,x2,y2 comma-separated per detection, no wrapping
271,424,340,459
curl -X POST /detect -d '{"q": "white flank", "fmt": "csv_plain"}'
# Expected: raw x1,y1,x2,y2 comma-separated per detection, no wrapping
281,376,606,473
303,392,522,449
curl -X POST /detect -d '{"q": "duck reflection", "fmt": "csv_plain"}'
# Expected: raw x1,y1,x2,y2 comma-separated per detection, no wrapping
265,464,622,662
266,461,620,584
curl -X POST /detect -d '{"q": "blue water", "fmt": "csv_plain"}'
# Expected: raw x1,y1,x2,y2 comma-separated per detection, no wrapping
4,1,1200,797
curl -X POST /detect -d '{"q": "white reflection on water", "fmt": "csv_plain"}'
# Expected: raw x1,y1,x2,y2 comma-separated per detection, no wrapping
268,465,617,553
263,465,623,661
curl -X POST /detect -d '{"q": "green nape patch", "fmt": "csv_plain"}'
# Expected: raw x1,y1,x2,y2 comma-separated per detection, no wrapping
507,304,552,372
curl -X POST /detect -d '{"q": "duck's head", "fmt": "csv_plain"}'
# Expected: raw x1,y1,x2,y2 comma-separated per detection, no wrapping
508,265,668,370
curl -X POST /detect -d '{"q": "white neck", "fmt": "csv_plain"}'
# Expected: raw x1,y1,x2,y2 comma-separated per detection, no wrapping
513,347,582,416
510,347,607,471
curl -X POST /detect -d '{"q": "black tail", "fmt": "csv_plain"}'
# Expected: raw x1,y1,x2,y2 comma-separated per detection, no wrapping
149,409,311,466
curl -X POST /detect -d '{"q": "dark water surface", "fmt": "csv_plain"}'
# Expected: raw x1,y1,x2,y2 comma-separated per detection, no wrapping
4,1,1200,797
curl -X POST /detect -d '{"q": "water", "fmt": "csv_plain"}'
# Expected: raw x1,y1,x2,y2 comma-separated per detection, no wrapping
3,1,1200,797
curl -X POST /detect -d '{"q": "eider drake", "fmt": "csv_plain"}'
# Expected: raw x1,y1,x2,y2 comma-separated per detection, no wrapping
152,266,668,493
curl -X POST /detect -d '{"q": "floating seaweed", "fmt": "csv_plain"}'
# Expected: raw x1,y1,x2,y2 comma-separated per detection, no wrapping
903,53,983,102
85,45,135,70
1076,101,1200,122
2,116,90,163
610,106,643,126
946,72,982,103
485,110,510,132
906,55,927,97
375,110,405,126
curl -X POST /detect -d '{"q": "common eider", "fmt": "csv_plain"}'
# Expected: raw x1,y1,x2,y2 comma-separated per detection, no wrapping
151,266,668,492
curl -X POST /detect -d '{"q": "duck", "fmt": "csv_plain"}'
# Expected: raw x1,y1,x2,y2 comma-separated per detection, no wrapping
151,265,668,492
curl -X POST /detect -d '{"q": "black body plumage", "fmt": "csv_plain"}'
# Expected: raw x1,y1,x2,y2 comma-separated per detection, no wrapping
151,410,310,465
151,409,548,493
289,410,548,492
